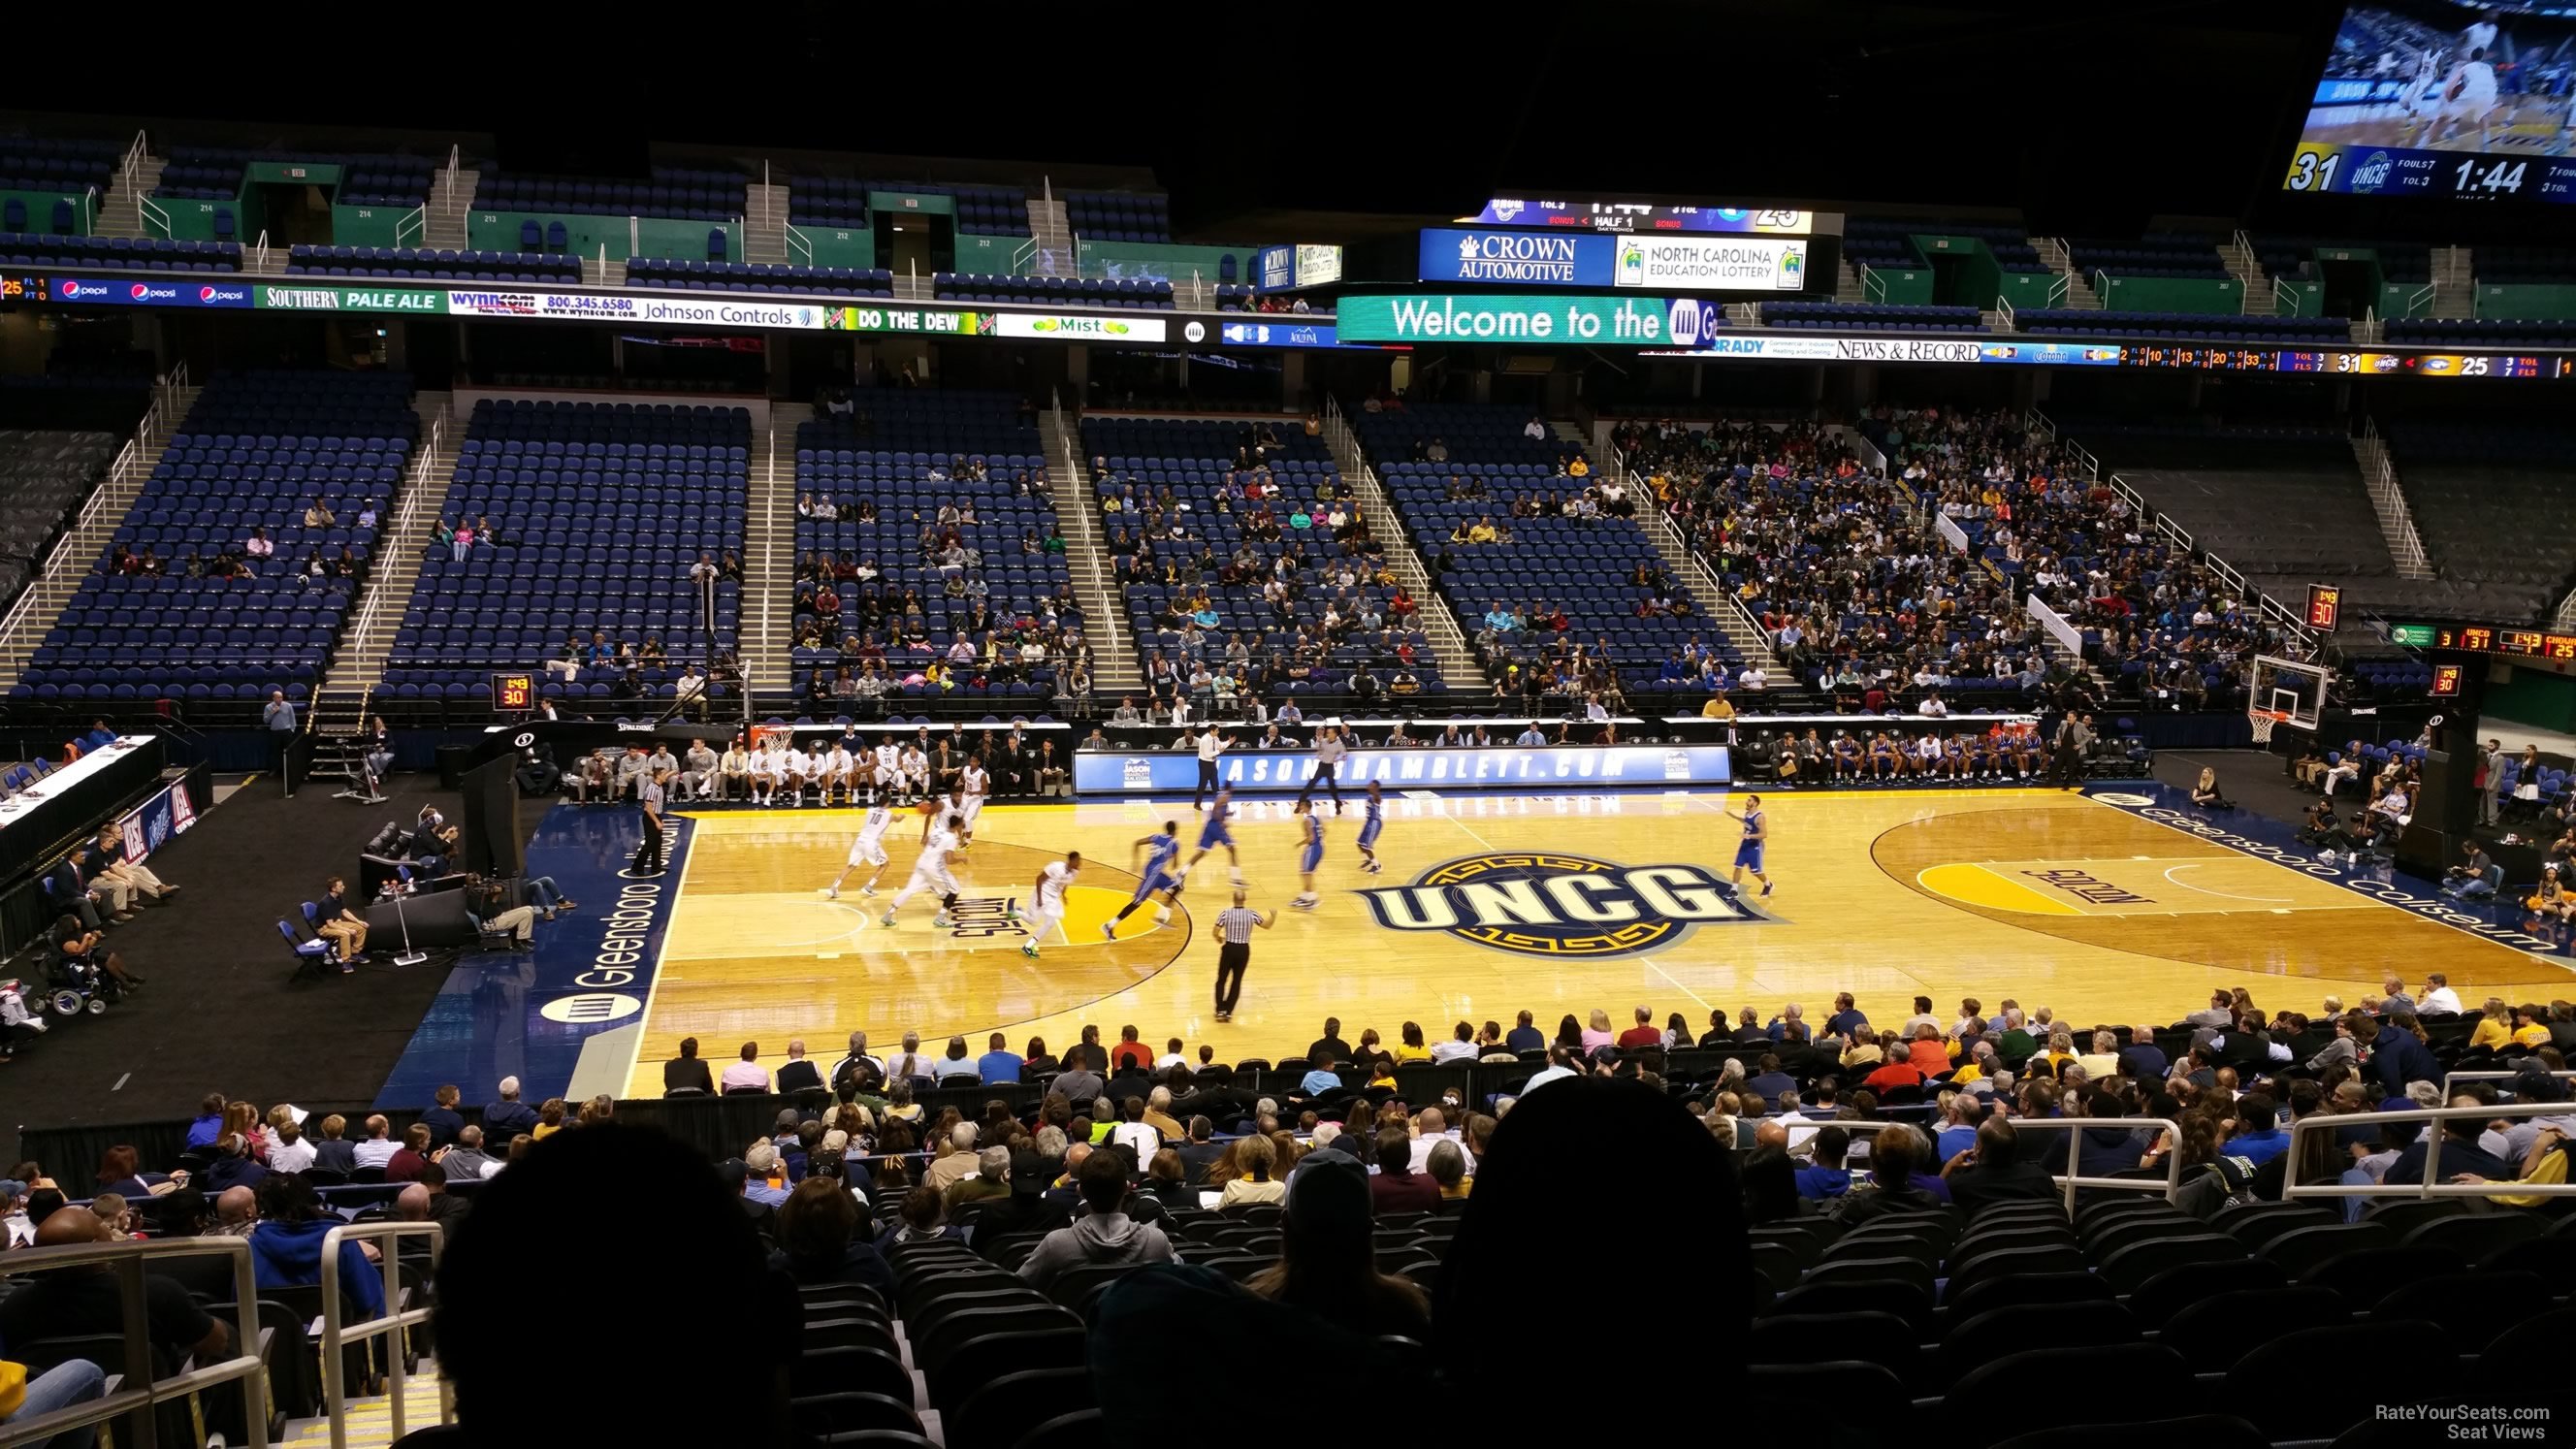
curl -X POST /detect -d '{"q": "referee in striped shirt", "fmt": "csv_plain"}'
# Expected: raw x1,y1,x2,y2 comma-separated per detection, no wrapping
1297,722,1348,814
1211,888,1274,1023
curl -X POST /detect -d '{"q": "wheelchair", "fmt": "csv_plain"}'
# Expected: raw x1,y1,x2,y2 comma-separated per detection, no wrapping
45,953,119,1016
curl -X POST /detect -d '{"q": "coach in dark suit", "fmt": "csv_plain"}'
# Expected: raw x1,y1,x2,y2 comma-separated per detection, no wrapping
46,851,109,929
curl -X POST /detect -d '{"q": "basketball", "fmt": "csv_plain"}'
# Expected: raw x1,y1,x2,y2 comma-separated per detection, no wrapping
2447,77,2467,100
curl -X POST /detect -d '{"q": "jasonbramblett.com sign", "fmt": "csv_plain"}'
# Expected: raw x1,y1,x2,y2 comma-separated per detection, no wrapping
1337,294,1731,347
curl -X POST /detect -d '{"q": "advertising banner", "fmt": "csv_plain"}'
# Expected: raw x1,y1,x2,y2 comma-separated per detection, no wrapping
826,305,992,336
1256,244,1295,292
257,284,448,313
1614,234,1806,292
1420,229,1805,291
987,312,1169,342
1293,243,1342,287
444,290,836,330
1463,199,1811,235
1339,293,1713,346
50,276,252,308
1073,743,1731,794
1219,320,1345,348
113,775,199,868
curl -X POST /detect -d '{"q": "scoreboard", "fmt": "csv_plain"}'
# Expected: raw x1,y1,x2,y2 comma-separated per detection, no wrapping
2389,623,2576,662
2118,345,2555,379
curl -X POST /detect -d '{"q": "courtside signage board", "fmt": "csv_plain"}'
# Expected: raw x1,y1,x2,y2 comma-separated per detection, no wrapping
1073,744,1731,794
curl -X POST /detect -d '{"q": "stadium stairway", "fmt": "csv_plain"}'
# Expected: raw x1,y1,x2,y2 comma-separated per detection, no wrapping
307,393,455,736
93,140,163,242
744,400,806,693
2431,245,2474,318
2350,420,2435,582
0,372,191,689
280,1362,449,1449
1834,254,1868,303
423,161,477,252
1025,187,1075,276
744,179,790,266
1625,456,1774,666
1043,401,1141,693
1319,401,1479,683
2035,238,2104,309
2222,232,2277,316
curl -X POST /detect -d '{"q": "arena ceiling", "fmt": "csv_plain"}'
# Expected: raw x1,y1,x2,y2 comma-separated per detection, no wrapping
22,3,2547,241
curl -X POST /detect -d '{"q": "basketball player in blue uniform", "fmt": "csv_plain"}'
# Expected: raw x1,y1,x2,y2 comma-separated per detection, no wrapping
1105,821,1187,938
1355,780,1387,876
1290,798,1325,910
1725,793,1774,898
1185,786,1245,887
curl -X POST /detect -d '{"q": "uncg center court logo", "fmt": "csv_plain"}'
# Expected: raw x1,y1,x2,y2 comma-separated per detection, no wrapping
1358,853,1755,958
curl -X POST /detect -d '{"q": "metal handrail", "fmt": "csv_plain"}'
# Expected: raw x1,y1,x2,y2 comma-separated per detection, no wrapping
320,410,445,724
0,1235,272,1449
2443,1069,2576,1094
318,1220,451,1449
1861,264,1885,306
0,370,177,665
137,192,169,241
1994,293,2014,332
2286,1101,2576,1201
1802,1114,2181,1213
393,205,426,250
1615,439,1778,674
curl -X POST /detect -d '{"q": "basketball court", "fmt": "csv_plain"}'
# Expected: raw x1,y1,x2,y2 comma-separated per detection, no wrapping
592,783,2572,1096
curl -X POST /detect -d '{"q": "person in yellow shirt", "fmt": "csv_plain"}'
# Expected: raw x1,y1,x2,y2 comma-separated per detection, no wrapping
2467,999,2515,1051
1701,694,1735,721
1392,1021,1433,1062
1567,457,1590,478
1366,1057,1398,1090
2510,1004,2552,1048
531,1099,568,1141
1465,516,1497,544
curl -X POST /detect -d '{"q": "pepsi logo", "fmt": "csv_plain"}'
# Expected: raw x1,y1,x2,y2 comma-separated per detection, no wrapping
198,286,218,303
127,283,149,300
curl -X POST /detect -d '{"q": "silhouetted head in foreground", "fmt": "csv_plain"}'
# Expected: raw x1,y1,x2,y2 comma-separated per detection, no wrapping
436,1123,800,1445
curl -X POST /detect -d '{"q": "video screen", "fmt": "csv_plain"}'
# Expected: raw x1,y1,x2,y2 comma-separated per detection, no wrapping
2293,3,2576,174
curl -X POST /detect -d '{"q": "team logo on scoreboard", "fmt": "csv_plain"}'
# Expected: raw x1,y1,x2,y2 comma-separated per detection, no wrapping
1357,852,1755,959
2350,150,2393,194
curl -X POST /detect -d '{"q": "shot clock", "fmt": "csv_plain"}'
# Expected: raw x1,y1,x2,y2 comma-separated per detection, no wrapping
490,671,537,713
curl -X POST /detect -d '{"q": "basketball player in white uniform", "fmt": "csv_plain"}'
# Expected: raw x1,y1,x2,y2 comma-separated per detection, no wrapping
785,743,818,806
899,741,931,803
959,757,990,844
821,739,855,806
2430,48,2502,147
882,810,966,929
746,737,782,806
1019,851,1081,958
826,792,896,898
873,738,905,800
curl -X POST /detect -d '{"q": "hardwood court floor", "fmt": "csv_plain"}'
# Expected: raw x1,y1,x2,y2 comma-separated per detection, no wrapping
620,789,2572,1094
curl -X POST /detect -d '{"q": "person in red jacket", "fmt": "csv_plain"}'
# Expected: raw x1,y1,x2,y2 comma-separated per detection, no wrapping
1615,1006,1663,1049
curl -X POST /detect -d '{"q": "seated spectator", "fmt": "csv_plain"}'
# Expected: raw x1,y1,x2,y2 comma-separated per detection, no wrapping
1246,1152,1430,1338
1795,1126,1855,1200
664,1037,717,1095
1941,1118,2060,1215
483,1078,539,1138
1218,1133,1286,1208
769,1175,892,1296
721,1042,771,1094
250,1174,384,1321
1831,1122,1945,1222
1368,1128,1442,1213
0,1206,231,1372
351,1116,400,1172
1017,1148,1175,1287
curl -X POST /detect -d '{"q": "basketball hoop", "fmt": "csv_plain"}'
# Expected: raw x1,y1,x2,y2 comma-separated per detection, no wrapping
2248,709,2290,745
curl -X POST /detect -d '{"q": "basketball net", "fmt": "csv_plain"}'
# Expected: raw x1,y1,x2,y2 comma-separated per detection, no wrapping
2248,709,2288,745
